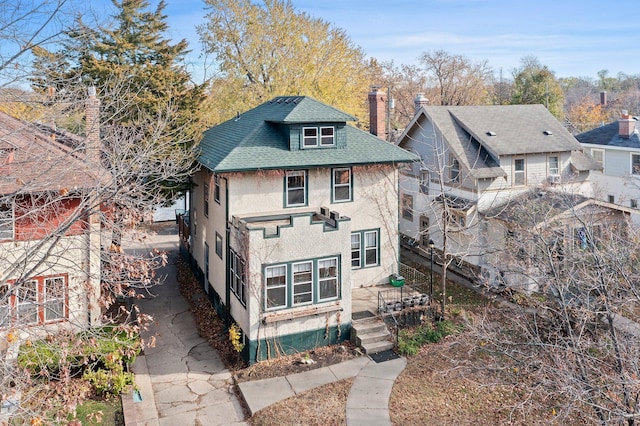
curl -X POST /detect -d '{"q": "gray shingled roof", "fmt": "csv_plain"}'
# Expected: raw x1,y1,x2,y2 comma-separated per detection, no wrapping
400,104,589,179
198,96,419,172
575,119,640,149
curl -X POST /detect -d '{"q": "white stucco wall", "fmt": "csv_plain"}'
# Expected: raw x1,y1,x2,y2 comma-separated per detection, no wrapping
235,214,352,341
193,164,403,343
0,232,95,344
225,166,400,288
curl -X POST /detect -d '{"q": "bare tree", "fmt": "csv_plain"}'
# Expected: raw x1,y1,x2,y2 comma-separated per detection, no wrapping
418,49,494,106
0,0,86,87
399,119,490,320
471,188,640,424
0,3,201,421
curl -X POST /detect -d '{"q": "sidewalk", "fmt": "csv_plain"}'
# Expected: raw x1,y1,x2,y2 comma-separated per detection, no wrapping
124,223,406,425
123,223,246,425
237,355,406,425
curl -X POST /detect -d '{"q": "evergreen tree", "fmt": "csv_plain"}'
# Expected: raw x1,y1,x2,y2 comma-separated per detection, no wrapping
32,0,204,144
31,0,205,247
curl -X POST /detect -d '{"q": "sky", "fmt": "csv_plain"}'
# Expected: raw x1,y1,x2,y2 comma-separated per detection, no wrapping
99,0,637,82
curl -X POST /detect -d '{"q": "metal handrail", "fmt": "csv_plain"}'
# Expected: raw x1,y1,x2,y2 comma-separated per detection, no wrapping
378,283,432,347
378,290,400,346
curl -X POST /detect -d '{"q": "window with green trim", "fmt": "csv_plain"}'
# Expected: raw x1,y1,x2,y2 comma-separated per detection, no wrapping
332,167,352,202
215,232,223,258
351,233,361,268
264,256,340,311
292,261,313,306
285,170,306,207
351,230,379,268
230,249,246,305
214,174,221,204
204,183,209,217
302,126,335,148
265,265,287,310
318,258,338,301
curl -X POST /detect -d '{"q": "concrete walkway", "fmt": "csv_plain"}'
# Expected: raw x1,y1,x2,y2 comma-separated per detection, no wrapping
124,223,406,425
124,224,246,425
237,355,406,425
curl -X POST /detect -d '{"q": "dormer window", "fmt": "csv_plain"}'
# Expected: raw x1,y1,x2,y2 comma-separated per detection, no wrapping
320,127,334,146
302,126,335,148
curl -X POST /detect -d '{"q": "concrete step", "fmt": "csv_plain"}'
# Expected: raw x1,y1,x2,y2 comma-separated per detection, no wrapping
352,321,387,336
351,318,394,355
357,330,391,347
362,339,394,355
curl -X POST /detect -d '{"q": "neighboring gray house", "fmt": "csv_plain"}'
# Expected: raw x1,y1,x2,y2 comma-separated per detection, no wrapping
396,103,600,279
575,112,640,218
189,96,418,364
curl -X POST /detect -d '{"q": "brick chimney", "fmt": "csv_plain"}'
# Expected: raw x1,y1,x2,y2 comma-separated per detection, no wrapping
85,86,101,165
600,91,607,106
368,87,386,139
414,93,429,114
619,110,636,139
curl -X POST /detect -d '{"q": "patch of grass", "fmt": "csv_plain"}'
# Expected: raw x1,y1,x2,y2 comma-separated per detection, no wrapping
397,320,459,356
250,378,353,425
71,398,124,426
431,274,489,306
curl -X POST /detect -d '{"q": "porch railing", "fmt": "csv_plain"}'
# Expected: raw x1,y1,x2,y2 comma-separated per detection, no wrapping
377,262,433,345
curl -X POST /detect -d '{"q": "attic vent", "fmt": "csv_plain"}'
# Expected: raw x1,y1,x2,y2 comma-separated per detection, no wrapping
544,130,553,135
486,131,496,136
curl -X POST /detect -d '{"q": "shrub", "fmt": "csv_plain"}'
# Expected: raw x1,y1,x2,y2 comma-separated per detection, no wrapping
18,326,140,395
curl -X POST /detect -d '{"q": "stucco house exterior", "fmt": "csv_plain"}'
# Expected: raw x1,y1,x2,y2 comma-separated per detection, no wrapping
188,96,418,364
575,112,640,221
0,106,102,348
396,103,600,279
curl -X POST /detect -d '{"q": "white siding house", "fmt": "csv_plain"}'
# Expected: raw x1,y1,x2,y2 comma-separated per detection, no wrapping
396,103,599,281
576,113,640,222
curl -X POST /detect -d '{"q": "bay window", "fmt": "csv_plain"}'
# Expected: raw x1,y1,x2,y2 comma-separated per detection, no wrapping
264,256,340,311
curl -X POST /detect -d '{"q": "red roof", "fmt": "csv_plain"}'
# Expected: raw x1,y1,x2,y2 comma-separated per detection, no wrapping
0,111,105,194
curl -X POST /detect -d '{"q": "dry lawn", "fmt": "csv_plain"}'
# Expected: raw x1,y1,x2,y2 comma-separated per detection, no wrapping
249,379,353,426
247,319,586,426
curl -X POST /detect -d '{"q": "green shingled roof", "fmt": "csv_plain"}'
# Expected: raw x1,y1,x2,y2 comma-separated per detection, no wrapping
198,96,419,172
